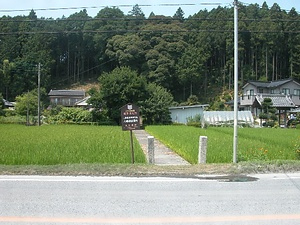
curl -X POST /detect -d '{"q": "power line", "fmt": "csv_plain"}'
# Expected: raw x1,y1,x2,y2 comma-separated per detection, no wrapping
1,29,300,36
49,58,117,86
1,17,300,23
0,3,223,14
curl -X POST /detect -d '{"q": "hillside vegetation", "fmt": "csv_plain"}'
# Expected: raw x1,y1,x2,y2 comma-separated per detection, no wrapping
0,2,299,106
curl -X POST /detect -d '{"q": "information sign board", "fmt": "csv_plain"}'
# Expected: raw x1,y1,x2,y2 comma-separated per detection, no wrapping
121,103,140,131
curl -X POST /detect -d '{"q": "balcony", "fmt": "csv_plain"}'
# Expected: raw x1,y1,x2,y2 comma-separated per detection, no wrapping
291,95,300,106
240,95,256,106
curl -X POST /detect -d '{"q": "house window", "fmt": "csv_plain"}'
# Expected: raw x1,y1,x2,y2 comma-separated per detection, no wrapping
294,89,300,96
270,89,275,94
249,89,254,96
258,88,263,93
282,88,290,95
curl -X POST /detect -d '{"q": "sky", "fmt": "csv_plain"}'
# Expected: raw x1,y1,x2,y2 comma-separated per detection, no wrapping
0,0,299,19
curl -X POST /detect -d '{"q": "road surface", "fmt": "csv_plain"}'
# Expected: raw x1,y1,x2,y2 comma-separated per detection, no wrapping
0,173,300,224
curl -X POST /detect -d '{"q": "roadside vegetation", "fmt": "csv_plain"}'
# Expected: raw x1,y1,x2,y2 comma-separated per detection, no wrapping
145,125,300,164
0,124,146,165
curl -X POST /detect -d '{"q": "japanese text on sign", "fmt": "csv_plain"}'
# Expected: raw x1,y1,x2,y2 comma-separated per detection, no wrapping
121,104,140,131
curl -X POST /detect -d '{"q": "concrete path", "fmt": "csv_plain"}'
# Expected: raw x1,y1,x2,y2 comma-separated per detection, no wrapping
133,129,190,166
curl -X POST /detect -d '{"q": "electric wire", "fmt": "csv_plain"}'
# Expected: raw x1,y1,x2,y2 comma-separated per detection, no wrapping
0,29,300,36
0,3,223,14
1,17,300,23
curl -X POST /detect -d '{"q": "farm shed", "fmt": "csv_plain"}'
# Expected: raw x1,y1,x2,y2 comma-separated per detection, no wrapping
202,111,254,127
169,105,208,124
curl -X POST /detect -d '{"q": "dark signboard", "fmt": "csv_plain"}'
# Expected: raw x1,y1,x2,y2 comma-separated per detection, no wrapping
121,103,140,131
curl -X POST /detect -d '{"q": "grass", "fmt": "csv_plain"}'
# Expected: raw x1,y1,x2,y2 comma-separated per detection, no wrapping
0,124,146,165
145,125,300,164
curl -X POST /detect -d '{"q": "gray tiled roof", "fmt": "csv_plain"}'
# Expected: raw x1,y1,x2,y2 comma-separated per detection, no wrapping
246,78,294,89
267,79,293,88
247,81,270,88
256,94,296,108
48,90,85,96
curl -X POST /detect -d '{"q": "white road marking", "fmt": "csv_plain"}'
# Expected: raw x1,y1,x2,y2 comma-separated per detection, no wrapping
0,175,201,183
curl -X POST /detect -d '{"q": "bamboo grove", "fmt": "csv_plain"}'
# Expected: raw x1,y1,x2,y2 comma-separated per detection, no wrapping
0,2,299,104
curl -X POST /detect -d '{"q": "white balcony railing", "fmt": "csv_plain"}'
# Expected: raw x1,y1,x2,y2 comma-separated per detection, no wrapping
291,95,300,106
240,95,256,106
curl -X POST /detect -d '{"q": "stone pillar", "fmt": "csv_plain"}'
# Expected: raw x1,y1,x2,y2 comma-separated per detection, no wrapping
148,136,155,164
198,136,208,164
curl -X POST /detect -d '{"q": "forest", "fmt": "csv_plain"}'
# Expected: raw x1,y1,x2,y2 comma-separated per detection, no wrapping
0,2,299,105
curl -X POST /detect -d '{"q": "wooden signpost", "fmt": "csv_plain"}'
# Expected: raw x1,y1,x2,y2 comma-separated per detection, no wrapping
121,103,141,164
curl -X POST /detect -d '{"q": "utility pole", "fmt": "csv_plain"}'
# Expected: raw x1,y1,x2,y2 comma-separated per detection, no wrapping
37,63,41,126
233,0,239,163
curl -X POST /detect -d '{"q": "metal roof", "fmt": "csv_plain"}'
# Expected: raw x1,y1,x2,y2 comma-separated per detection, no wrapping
169,104,209,110
75,96,91,106
2,99,14,107
48,90,85,96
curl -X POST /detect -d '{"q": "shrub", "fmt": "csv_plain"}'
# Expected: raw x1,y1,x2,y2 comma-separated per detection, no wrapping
187,114,201,127
3,109,16,117
259,113,268,119
45,107,92,124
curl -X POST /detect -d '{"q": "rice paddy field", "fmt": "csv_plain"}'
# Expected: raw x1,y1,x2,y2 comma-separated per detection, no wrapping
0,124,146,165
145,125,300,164
1,124,299,165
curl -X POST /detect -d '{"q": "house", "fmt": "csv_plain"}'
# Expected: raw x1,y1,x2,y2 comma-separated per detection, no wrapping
2,99,14,108
48,90,85,107
169,104,208,124
74,96,92,110
240,78,300,126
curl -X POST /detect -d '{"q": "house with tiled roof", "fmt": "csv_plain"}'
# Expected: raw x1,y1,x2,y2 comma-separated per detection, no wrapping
240,78,300,126
48,90,85,107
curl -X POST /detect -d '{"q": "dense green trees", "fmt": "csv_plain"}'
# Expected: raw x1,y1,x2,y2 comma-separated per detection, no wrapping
90,66,173,125
0,2,299,108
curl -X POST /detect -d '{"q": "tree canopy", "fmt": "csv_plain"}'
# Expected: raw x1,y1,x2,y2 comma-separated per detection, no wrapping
0,2,299,108
90,66,173,125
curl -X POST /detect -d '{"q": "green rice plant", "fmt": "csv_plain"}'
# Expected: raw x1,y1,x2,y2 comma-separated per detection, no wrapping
146,125,299,164
237,128,298,161
293,135,300,160
0,124,146,165
145,125,233,164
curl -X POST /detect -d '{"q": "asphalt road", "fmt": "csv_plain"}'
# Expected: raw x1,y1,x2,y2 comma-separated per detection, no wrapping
0,173,300,225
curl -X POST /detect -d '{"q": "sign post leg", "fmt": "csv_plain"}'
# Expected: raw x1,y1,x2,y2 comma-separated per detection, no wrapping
130,130,134,164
